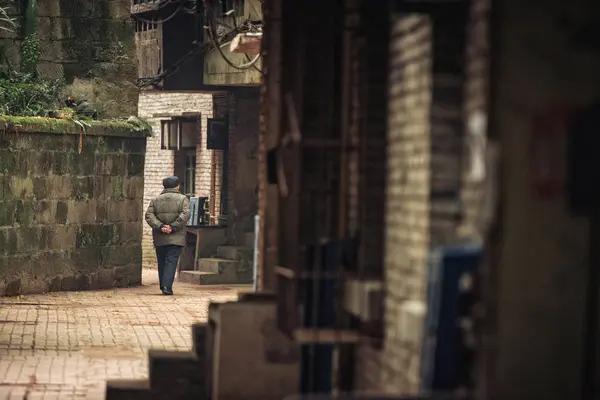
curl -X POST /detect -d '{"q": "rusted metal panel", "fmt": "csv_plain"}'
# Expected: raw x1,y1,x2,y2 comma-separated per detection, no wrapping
230,33,263,54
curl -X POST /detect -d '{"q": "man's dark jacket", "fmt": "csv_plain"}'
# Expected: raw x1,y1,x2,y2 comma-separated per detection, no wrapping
145,188,191,247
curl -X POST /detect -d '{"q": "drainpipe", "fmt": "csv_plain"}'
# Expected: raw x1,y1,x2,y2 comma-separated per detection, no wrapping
23,0,37,36
252,214,259,291
210,150,217,225
20,0,39,75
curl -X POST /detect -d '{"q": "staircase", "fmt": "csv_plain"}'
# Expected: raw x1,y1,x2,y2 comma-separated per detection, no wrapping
105,323,209,399
105,293,299,400
179,232,255,285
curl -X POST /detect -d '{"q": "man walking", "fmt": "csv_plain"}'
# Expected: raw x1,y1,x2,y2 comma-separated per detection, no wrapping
145,176,190,295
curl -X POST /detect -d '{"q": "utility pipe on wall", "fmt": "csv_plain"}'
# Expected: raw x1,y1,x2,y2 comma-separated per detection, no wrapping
252,214,259,291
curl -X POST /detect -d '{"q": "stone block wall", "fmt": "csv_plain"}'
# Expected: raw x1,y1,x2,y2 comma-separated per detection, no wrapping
137,91,214,268
0,0,138,117
0,121,147,296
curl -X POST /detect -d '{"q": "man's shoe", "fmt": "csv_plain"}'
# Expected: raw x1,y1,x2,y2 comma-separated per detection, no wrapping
162,288,173,296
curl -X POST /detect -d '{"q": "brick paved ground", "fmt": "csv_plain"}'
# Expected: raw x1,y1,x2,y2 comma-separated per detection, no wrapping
0,269,240,400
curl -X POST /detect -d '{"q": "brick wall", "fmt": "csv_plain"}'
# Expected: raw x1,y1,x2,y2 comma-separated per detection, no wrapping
460,0,490,239
138,91,214,268
212,93,229,220
0,122,146,296
356,9,466,392
462,0,492,394
380,15,433,392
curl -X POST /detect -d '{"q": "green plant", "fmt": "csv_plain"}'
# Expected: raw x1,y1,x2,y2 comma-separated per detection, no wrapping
0,75,64,116
19,34,39,76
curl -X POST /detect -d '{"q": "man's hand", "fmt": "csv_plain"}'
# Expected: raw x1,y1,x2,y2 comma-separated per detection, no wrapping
160,225,172,234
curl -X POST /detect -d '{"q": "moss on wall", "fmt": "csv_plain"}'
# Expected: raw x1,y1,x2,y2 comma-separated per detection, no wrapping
0,116,151,136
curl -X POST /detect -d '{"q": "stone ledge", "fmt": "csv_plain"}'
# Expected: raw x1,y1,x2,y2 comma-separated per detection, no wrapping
0,116,151,138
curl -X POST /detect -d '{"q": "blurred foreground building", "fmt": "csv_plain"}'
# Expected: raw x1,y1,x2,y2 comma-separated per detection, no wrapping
108,0,600,398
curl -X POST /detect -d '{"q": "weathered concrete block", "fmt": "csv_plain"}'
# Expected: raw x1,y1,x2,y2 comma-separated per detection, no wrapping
47,176,74,200
0,150,19,174
7,176,35,200
0,202,16,227
72,176,95,200
122,138,147,154
70,153,96,176
101,244,141,267
60,275,80,291
117,222,143,245
114,263,142,287
94,176,111,200
58,274,87,291
0,229,18,256
96,201,108,223
68,200,98,224
55,201,69,224
32,177,49,199
123,176,144,199
107,198,141,223
51,151,71,175
105,137,125,153
70,247,101,270
36,201,57,224
95,155,115,176
111,155,128,176
127,154,145,176
90,268,116,290
77,223,120,247
107,198,127,222
36,250,68,278
47,225,78,250
16,226,44,253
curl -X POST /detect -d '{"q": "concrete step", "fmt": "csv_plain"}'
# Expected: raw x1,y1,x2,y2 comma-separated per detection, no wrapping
180,270,222,285
242,231,255,247
105,379,150,399
217,245,253,261
197,258,238,274
180,269,251,285
148,350,205,398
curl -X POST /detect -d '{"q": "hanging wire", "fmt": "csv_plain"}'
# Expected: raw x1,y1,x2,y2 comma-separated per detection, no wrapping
203,0,263,73
135,0,263,87
131,0,186,24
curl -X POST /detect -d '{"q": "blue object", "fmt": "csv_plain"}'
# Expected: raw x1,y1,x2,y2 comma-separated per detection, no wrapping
420,243,483,391
299,240,342,394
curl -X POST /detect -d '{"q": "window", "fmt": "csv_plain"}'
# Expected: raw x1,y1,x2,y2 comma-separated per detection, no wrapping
161,117,200,150
207,118,228,150
184,153,196,196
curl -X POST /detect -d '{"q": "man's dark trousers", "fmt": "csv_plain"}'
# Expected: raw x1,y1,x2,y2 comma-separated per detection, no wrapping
155,245,183,291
